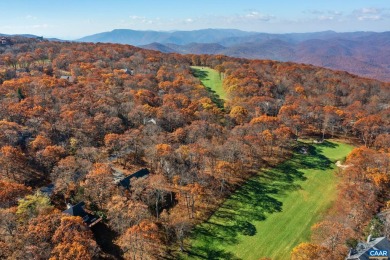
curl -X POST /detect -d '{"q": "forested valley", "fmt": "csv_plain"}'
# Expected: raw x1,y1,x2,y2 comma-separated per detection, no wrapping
0,37,389,260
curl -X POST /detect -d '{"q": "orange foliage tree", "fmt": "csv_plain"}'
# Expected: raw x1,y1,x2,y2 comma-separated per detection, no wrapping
116,220,161,260
50,216,99,260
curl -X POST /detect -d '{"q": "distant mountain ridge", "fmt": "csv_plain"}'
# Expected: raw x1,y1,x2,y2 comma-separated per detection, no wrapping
77,29,379,46
79,29,390,82
0,33,63,42
78,28,256,46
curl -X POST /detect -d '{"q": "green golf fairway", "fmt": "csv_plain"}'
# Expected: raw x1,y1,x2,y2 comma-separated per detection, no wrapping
191,66,227,100
184,141,353,260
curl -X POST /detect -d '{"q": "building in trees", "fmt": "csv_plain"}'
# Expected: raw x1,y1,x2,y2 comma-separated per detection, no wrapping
1,37,12,45
346,237,390,260
63,201,101,227
60,75,75,83
39,183,55,197
121,68,134,75
117,168,150,190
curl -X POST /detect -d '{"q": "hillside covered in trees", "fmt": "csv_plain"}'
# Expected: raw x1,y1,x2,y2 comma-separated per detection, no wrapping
0,37,389,259
82,29,390,82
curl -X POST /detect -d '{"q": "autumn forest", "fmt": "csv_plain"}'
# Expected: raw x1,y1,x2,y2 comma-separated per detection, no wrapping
0,36,389,260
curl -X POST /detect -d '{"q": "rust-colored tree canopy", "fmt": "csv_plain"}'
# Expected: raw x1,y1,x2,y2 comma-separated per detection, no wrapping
0,37,388,259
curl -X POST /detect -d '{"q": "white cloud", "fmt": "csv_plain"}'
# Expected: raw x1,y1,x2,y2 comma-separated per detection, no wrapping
122,10,274,31
353,7,389,21
304,9,342,16
358,15,381,21
25,15,37,20
361,8,379,14
304,7,389,22
304,9,344,22
317,11,343,21
243,11,274,21
246,11,259,18
318,15,335,21
304,9,324,15
328,10,342,16
129,15,155,25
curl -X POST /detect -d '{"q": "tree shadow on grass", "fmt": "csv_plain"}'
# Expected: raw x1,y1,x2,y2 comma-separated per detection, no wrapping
236,220,257,236
191,67,209,80
186,246,242,260
205,86,225,110
191,67,225,110
184,143,335,259
317,140,338,148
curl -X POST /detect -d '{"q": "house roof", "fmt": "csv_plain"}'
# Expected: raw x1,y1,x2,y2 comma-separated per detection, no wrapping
346,237,390,260
60,76,75,82
63,201,86,216
121,68,134,75
40,183,55,196
63,201,101,227
118,168,150,190
1,37,11,45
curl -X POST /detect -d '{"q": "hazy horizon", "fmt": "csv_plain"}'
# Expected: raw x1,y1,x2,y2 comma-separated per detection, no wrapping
3,28,390,41
0,0,389,40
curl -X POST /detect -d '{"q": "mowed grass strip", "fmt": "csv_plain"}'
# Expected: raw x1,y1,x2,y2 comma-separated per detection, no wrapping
191,66,227,100
183,141,353,260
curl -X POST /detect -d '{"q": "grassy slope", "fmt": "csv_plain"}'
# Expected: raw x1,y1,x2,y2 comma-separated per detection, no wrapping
184,141,353,260
191,66,227,100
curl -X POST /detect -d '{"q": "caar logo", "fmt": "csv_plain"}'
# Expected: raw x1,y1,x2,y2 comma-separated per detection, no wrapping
369,249,388,259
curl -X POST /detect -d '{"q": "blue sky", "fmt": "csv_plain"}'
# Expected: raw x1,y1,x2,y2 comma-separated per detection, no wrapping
0,0,389,39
